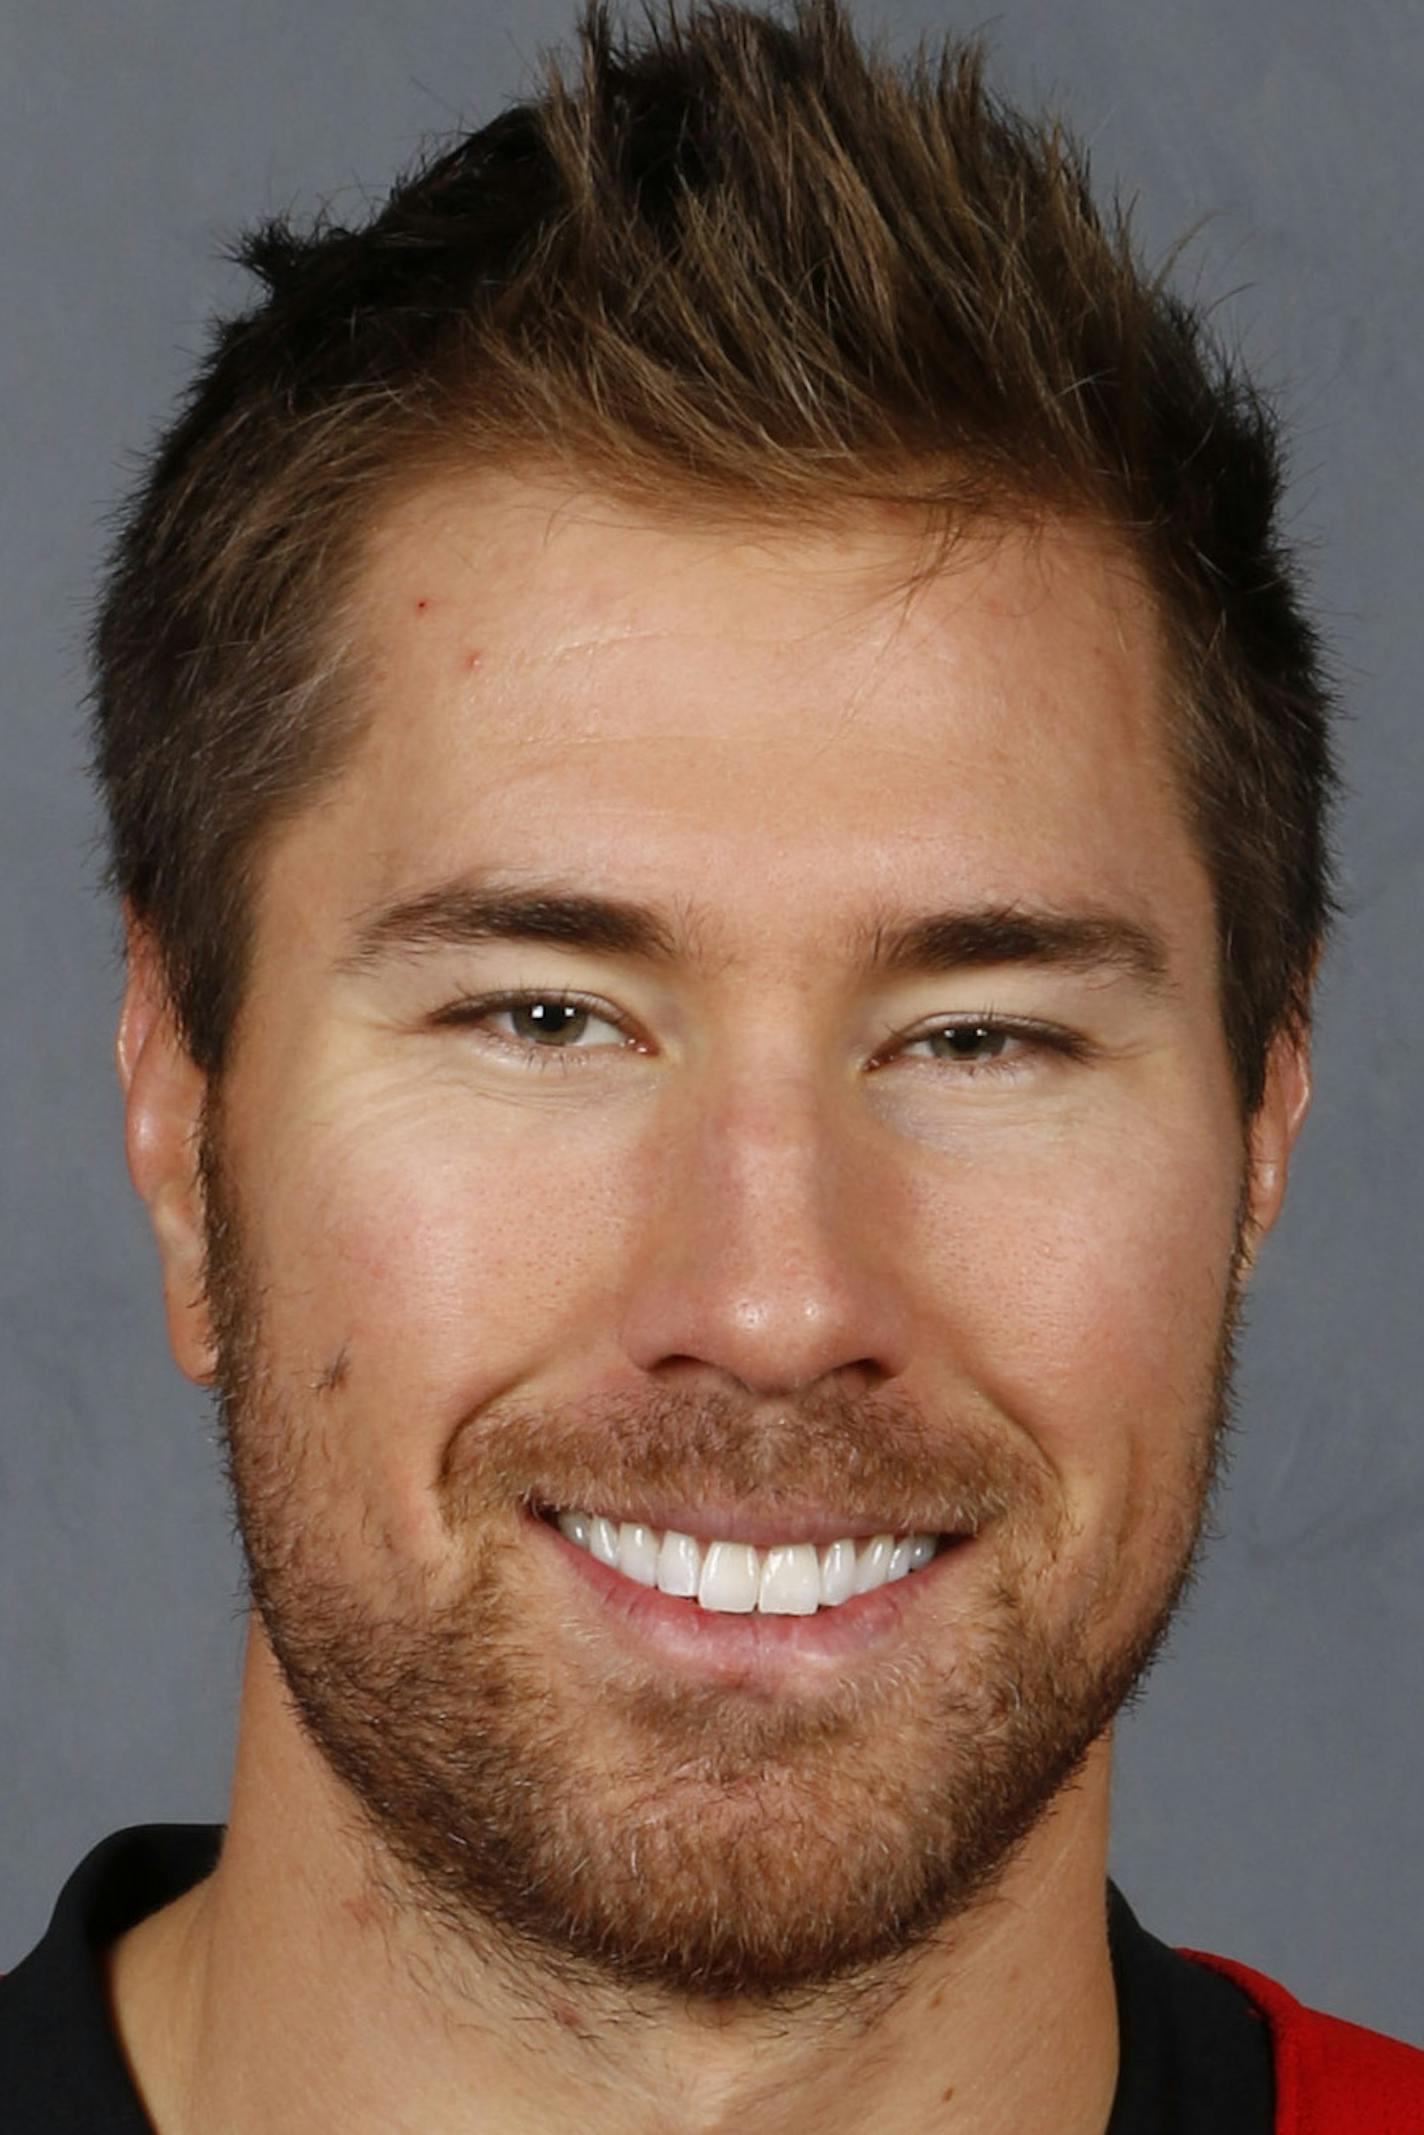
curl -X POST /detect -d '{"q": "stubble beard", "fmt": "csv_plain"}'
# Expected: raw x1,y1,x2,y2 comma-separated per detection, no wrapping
200,1123,1244,2015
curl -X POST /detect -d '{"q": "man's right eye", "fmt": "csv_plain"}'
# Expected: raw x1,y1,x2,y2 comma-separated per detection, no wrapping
432,991,639,1058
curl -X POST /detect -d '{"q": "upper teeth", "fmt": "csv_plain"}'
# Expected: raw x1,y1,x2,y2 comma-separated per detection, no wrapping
554,1511,940,1614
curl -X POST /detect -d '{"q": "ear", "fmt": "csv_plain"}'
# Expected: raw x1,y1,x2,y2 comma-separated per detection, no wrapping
116,915,217,1385
1239,1027,1313,1272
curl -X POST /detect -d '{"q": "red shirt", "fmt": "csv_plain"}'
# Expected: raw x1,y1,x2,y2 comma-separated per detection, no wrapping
1186,1948,1424,2133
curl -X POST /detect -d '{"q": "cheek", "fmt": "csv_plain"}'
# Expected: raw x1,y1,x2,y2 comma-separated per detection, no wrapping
906,1112,1242,1512
235,1083,635,1521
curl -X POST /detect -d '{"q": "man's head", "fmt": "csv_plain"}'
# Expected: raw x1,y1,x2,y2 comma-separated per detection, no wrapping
107,1,1323,2013
94,0,1332,1117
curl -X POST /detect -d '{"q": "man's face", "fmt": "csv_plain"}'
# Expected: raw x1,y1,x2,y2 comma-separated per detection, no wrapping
171,480,1288,2005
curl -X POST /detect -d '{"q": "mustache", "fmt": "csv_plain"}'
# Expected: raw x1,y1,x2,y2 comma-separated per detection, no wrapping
441,1384,1054,1541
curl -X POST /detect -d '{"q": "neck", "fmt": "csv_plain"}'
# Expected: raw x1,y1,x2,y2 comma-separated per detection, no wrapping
107,1630,1120,2135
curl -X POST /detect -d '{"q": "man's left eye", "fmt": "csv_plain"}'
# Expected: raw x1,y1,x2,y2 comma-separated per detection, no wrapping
907,1023,1018,1065
889,1019,1091,1076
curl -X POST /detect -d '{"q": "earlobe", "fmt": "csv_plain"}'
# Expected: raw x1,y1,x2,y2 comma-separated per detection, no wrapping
117,917,218,1385
1240,1029,1313,1269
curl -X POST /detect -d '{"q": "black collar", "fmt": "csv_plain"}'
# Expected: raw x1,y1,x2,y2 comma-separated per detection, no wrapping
1,1826,1271,2132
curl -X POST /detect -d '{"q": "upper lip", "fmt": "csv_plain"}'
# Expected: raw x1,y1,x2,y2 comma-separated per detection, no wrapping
535,1501,959,1549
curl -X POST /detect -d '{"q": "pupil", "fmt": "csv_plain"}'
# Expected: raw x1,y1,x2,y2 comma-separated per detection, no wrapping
933,1025,1004,1060
513,1000,588,1045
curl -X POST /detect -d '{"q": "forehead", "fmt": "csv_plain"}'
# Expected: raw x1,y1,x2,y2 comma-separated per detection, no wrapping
265,472,1205,966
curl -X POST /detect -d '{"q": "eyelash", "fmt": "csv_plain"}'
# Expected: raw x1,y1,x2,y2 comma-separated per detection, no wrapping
430,989,639,1068
429,989,1090,1079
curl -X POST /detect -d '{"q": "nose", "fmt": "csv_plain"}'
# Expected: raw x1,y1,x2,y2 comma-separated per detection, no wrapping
618,1064,915,1399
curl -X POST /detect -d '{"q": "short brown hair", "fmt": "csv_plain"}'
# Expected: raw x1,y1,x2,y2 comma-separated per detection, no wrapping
92,0,1335,1110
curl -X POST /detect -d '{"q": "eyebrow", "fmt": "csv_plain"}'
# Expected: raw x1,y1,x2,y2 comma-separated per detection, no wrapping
863,906,1171,993
338,882,683,972
337,875,1172,995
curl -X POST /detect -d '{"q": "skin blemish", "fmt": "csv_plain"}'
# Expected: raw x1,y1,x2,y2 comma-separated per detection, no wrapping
462,647,482,671
314,1343,352,1394
414,596,431,614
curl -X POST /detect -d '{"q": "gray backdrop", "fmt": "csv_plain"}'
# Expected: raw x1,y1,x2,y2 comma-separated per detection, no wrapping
2,0,1421,2050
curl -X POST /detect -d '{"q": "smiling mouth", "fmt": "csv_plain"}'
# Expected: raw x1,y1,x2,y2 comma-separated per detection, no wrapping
538,1507,957,1615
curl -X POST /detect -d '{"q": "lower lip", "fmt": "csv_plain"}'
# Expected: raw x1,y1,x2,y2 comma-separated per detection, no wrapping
527,1511,973,1684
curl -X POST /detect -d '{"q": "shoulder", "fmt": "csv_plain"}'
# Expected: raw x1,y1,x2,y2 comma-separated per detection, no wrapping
0,1824,222,2132
1183,1947,1424,2134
